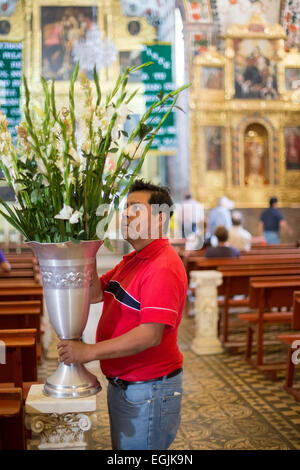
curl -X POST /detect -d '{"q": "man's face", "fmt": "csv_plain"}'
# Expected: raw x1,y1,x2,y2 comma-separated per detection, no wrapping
121,191,160,241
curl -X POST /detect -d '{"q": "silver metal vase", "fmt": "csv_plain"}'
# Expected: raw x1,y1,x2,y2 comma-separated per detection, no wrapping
27,240,103,399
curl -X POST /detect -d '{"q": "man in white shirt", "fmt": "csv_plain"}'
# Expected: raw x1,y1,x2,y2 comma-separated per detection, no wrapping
228,211,252,252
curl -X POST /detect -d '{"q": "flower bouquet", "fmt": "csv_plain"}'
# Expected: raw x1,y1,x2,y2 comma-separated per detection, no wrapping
0,63,189,397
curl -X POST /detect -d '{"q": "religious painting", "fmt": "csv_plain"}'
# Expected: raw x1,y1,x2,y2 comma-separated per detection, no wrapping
284,127,300,170
202,66,224,90
41,6,98,81
204,126,223,171
234,39,279,99
285,68,300,90
244,123,269,185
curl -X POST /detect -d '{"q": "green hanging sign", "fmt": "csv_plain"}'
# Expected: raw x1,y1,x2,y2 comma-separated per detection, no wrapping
141,43,176,153
0,41,22,139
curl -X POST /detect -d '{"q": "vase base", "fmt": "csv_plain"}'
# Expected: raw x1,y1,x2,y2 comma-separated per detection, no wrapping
43,362,102,399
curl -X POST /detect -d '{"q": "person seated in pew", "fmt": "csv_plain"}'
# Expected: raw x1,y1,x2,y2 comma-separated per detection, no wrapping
204,225,240,258
0,249,10,272
228,211,252,252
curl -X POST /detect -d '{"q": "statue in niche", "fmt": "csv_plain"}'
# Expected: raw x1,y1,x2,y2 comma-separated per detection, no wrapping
244,127,268,186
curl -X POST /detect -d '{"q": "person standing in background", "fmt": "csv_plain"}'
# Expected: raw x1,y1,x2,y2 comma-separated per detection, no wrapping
259,197,293,244
208,196,234,246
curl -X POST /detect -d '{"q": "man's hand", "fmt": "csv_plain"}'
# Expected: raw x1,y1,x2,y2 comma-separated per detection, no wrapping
57,340,95,365
57,323,165,365
90,260,103,304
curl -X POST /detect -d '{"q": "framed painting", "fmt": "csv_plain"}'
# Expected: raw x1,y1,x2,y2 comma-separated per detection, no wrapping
41,5,98,81
284,127,300,170
233,39,279,99
285,68,300,91
202,66,224,90
204,126,223,171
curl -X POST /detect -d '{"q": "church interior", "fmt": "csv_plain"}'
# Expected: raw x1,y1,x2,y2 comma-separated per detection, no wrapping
0,0,300,452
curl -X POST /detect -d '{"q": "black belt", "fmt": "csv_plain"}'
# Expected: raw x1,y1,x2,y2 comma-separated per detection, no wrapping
106,367,183,390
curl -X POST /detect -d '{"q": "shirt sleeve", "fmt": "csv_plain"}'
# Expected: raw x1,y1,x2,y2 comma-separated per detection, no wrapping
139,266,187,328
99,262,122,292
0,250,7,263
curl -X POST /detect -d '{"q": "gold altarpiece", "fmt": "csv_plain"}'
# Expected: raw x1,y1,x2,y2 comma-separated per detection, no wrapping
189,14,300,208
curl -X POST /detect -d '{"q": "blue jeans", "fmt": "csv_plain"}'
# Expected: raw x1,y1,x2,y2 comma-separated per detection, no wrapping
263,231,280,244
107,372,183,450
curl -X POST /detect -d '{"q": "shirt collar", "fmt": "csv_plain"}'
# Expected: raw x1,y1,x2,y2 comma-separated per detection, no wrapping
123,238,170,261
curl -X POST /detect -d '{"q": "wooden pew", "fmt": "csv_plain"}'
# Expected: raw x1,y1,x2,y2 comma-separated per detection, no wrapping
185,253,300,283
0,301,43,359
0,328,38,398
237,276,300,379
0,279,43,303
0,387,25,450
277,292,300,402
218,265,300,347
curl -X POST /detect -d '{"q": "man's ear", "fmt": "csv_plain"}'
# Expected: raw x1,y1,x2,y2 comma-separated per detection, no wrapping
159,212,167,231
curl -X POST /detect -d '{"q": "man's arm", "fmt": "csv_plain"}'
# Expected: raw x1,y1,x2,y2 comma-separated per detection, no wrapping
89,261,103,304
258,220,264,236
280,219,293,236
57,323,165,365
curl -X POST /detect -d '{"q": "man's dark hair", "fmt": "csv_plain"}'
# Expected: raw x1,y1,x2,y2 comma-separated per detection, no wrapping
269,197,278,207
231,211,243,226
214,225,229,243
128,179,174,231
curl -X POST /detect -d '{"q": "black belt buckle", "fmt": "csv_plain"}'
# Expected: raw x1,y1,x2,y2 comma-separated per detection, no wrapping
115,378,128,390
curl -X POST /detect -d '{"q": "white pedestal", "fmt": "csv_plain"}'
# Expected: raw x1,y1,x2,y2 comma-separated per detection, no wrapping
25,384,97,450
190,270,224,356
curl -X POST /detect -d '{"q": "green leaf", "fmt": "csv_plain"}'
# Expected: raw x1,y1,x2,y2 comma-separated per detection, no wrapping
30,189,39,204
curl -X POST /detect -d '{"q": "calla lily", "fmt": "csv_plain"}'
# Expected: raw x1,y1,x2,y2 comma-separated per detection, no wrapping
54,204,74,220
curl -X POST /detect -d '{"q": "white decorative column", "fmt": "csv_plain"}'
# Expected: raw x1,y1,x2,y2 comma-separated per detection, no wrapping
190,270,223,355
25,384,97,450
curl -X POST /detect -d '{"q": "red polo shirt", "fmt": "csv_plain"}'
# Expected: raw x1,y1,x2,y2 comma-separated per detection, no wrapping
95,238,187,381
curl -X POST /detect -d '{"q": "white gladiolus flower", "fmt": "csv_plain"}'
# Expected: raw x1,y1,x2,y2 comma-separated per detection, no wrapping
2,154,14,169
54,204,73,220
67,173,75,186
69,210,83,224
117,103,131,121
36,158,47,176
55,158,64,174
111,126,119,141
69,146,81,164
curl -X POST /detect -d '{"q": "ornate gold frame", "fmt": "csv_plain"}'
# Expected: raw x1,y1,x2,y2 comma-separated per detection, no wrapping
189,13,300,208
278,47,300,101
0,0,25,42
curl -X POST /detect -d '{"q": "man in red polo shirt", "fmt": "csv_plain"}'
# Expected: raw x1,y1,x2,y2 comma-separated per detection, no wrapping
58,179,188,450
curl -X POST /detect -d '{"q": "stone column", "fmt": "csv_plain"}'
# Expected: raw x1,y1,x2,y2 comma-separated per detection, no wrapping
25,384,97,450
190,270,223,355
